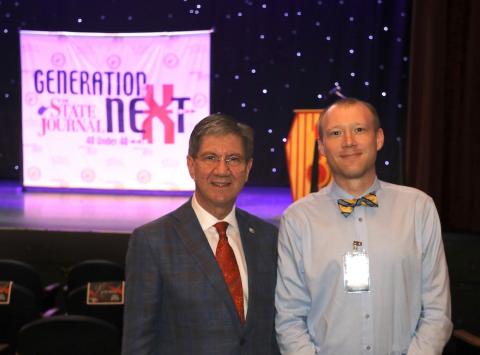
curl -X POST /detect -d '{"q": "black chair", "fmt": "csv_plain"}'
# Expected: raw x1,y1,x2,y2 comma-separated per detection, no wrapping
17,315,120,355
452,330,480,355
0,343,10,355
66,259,124,293
66,285,124,331
0,260,44,308
450,283,480,354
0,283,40,349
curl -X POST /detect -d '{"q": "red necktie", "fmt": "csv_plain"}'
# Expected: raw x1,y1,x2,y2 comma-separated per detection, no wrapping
214,221,245,324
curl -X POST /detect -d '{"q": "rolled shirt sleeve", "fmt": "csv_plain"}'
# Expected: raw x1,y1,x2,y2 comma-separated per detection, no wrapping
275,213,317,355
407,199,453,355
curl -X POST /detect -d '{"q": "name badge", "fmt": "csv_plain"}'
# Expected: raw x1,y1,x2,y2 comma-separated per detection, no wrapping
343,241,370,293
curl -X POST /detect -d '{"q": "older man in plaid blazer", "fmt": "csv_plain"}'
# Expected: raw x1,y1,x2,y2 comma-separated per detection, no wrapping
122,114,279,355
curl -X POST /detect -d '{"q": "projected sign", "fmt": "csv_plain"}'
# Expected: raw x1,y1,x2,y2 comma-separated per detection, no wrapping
20,30,211,191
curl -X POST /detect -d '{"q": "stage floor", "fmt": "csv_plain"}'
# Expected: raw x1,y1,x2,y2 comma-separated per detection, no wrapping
0,181,293,233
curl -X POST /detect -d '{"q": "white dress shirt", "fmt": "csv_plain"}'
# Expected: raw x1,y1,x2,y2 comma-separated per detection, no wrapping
191,194,249,317
275,178,452,355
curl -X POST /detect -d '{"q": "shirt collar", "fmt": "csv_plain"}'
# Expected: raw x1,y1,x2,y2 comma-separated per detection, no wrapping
191,193,239,232
330,177,381,201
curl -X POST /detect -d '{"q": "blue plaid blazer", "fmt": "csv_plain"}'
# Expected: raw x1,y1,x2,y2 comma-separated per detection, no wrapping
122,201,279,355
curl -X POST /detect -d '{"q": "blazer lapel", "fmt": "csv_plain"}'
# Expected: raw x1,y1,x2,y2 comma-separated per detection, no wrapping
236,208,258,333
172,201,243,332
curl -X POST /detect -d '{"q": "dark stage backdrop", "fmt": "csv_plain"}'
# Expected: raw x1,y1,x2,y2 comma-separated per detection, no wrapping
407,0,480,233
0,0,411,186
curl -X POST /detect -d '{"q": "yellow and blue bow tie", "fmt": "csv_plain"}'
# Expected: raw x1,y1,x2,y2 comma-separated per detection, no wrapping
337,192,378,217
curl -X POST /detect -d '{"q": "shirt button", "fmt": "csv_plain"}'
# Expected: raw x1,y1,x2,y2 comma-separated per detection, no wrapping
358,217,363,222
365,314,370,319
366,345,371,351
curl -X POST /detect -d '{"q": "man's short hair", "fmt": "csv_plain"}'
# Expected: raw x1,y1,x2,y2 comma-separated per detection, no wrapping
318,98,381,140
188,113,254,160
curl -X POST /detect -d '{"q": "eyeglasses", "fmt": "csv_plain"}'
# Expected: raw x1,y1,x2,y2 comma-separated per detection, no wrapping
198,154,245,168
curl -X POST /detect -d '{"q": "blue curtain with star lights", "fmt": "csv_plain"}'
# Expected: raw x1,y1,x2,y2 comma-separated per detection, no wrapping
0,0,411,187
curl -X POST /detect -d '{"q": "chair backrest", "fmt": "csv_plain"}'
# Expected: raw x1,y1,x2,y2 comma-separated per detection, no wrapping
66,285,124,331
17,314,120,355
451,283,480,334
0,283,39,344
0,259,44,306
66,260,124,292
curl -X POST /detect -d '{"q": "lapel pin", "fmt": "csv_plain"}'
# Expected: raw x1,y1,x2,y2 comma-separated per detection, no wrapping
248,227,255,235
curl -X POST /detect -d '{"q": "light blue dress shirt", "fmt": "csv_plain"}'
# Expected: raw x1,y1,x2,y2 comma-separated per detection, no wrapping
275,178,452,355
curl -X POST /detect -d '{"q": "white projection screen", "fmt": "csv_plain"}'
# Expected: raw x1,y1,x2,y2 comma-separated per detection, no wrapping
20,30,211,191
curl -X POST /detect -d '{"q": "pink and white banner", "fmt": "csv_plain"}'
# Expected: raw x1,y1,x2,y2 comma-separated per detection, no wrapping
20,30,211,191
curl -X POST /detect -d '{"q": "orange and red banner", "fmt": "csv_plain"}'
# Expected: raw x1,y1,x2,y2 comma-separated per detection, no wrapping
285,109,331,201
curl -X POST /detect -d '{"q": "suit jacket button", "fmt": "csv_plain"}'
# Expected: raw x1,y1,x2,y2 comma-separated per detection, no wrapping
239,338,246,346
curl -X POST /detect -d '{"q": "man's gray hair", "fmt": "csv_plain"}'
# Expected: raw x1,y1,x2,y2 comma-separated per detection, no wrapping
188,113,254,160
